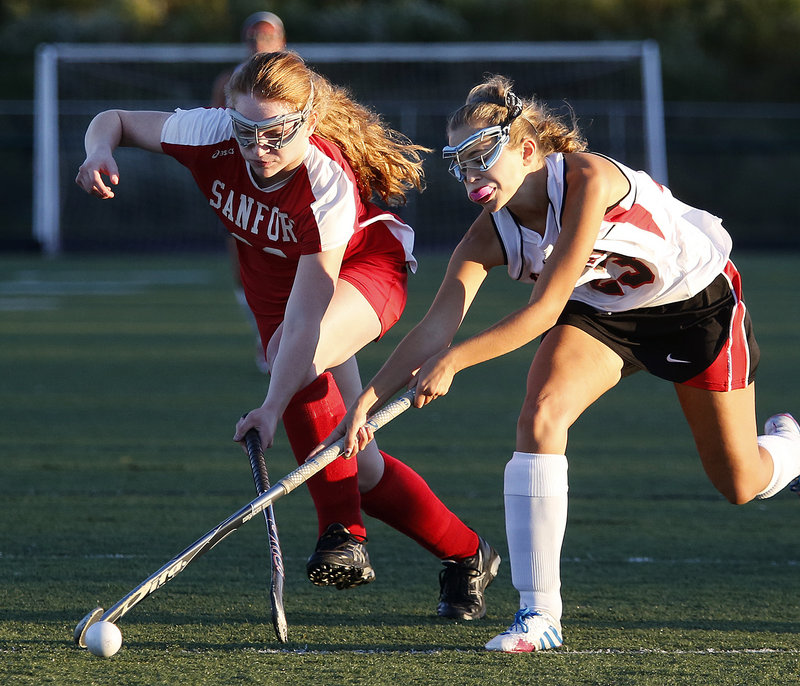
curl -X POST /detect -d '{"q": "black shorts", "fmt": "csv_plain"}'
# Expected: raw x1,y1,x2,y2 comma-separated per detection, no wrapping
555,271,760,390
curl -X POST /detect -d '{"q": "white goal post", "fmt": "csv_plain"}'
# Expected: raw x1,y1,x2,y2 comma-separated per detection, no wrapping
34,41,666,255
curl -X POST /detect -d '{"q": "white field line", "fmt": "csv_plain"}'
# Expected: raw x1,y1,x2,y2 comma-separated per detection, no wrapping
565,556,800,566
238,646,800,656
0,269,211,297
2,552,798,566
0,552,142,559
0,297,57,311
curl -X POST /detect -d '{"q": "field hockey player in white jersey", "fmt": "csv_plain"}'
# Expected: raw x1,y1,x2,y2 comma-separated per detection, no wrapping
75,51,501,620
322,74,800,652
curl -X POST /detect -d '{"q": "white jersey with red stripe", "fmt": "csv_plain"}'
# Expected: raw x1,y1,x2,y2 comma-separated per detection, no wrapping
160,107,416,310
491,152,732,312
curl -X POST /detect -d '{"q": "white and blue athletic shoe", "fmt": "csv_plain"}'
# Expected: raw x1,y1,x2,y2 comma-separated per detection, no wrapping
764,413,800,495
484,607,563,652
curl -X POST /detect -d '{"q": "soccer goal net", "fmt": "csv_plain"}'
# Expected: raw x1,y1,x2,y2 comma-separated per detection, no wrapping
34,41,666,254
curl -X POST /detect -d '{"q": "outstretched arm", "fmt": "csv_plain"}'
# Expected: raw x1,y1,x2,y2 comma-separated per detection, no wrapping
366,231,496,409
321,218,504,457
75,110,171,199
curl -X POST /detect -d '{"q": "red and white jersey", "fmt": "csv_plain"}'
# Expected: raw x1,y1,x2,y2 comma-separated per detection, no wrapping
160,107,416,314
491,152,732,311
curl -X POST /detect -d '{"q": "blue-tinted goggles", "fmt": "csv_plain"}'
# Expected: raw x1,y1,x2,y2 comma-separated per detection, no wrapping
442,125,510,182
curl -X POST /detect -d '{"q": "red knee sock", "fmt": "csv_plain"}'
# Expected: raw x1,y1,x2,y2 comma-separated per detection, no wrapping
360,452,479,560
281,372,366,539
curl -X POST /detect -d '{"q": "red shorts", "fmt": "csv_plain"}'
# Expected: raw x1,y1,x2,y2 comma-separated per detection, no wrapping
339,249,408,340
251,219,409,347
555,262,759,391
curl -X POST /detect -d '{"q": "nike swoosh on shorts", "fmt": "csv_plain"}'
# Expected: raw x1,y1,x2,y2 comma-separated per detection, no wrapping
666,354,692,364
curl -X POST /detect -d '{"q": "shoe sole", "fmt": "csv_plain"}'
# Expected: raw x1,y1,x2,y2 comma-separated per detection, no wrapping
485,621,563,652
485,635,563,653
437,605,487,620
307,563,375,590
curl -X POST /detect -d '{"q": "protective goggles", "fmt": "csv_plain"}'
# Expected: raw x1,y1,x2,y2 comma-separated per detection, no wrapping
228,89,313,149
442,125,510,182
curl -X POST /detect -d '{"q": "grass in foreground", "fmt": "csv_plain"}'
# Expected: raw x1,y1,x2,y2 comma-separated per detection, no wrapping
0,252,798,685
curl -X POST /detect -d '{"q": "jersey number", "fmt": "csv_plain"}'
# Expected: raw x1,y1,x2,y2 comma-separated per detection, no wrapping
589,256,655,296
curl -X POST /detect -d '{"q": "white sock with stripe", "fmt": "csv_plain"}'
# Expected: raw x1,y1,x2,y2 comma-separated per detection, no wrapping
503,451,568,623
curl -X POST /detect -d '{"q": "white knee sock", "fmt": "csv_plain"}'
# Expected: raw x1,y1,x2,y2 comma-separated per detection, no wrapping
755,434,800,499
504,451,568,622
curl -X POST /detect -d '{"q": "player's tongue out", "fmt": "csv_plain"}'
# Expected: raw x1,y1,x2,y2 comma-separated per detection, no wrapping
469,186,494,203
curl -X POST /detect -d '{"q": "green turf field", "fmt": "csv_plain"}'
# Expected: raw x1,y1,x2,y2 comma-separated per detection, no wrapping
1,252,798,685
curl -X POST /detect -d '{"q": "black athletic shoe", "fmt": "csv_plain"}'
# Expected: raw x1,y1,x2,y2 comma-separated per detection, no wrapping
437,535,501,620
306,523,376,590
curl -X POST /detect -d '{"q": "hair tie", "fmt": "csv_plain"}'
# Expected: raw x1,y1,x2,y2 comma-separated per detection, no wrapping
504,90,523,121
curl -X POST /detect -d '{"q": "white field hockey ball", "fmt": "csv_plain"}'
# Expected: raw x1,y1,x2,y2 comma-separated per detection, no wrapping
85,621,123,657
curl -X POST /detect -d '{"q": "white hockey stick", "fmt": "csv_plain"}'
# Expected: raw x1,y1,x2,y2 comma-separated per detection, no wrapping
74,389,415,647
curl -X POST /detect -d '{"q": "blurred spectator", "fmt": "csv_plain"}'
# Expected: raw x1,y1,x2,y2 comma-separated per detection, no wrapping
211,12,287,108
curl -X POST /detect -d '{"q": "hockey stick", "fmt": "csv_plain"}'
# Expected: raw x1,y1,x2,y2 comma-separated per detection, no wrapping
74,388,415,647
244,426,288,643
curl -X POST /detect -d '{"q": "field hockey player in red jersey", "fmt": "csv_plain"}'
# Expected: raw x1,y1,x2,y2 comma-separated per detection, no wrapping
75,51,501,620
323,75,800,652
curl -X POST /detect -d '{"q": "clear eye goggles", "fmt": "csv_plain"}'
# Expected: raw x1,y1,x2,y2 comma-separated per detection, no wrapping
442,125,510,182
228,89,313,149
